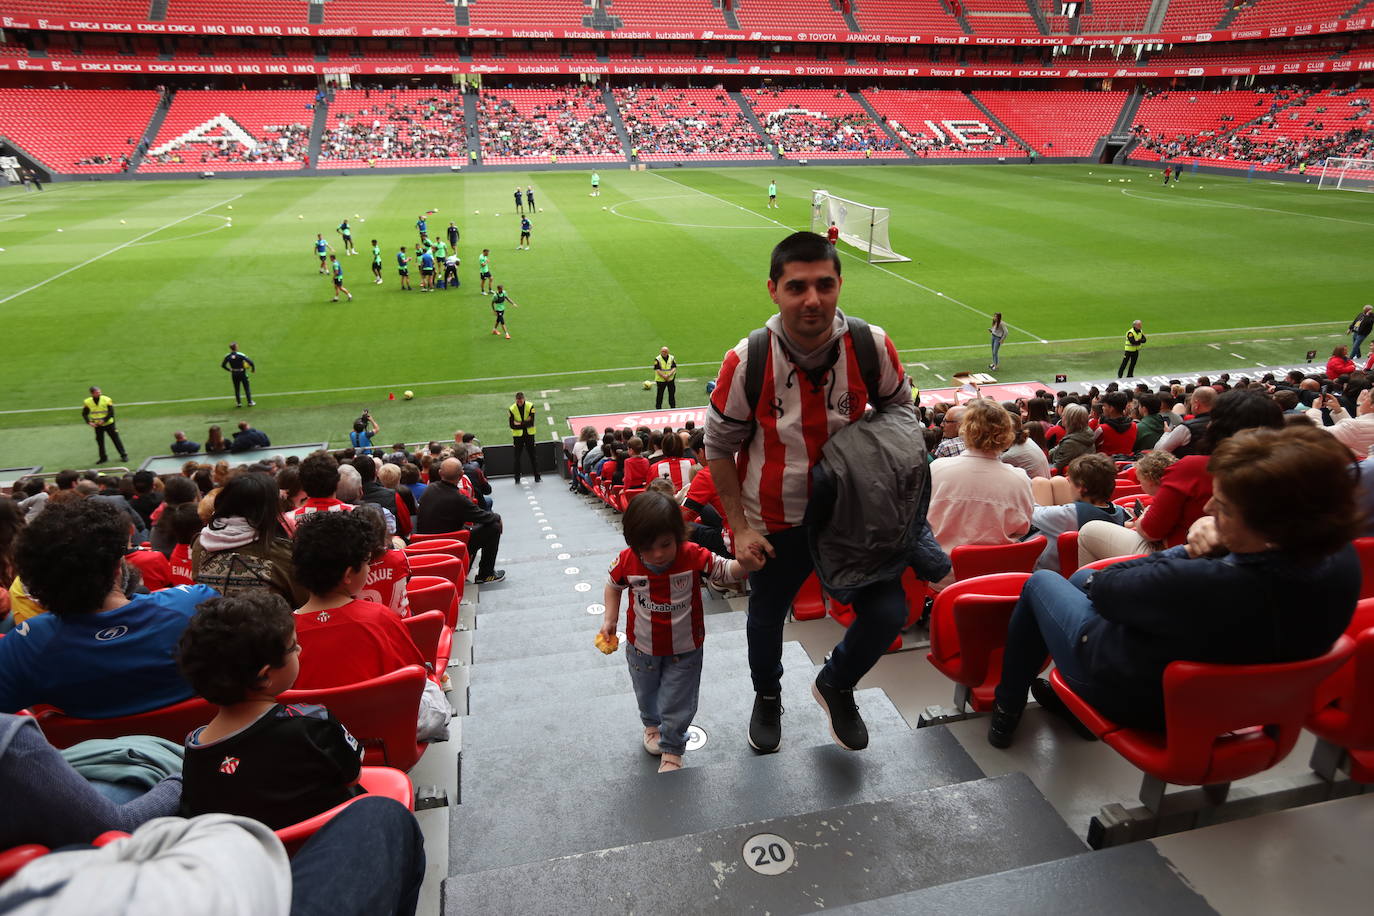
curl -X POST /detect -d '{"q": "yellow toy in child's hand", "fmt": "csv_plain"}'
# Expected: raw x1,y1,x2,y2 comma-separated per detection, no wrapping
594,632,619,654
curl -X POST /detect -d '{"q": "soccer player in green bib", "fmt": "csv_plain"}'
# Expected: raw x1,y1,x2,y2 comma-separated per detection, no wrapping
370,239,383,284
479,249,492,295
491,285,517,339
433,239,449,289
767,180,778,209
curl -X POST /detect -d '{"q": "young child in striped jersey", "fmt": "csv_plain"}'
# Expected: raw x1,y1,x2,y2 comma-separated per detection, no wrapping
599,491,757,773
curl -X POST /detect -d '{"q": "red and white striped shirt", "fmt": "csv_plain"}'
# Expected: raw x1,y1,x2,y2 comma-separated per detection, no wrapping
706,318,906,532
291,497,354,524
359,548,411,616
655,458,694,490
607,541,736,656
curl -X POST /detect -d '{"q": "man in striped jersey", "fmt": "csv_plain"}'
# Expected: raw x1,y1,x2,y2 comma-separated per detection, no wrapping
704,231,914,755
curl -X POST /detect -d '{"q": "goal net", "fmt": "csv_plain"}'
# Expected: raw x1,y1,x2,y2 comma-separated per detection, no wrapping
810,189,910,263
1317,157,1374,193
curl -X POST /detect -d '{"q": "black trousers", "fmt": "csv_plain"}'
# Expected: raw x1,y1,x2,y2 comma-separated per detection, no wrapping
656,379,677,409
231,372,252,405
467,521,501,579
1118,350,1140,378
512,434,539,481
94,424,127,462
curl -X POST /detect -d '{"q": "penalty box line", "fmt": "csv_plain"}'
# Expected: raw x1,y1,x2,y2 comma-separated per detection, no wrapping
647,170,1051,345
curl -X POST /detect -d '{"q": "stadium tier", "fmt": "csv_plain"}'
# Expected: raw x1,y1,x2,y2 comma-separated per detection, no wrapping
1039,0,1148,35
744,88,906,159
1159,0,1229,32
976,90,1128,157
162,0,312,25
1,0,152,20
1229,0,1364,31
861,89,1024,158
141,90,314,172
321,0,463,27
465,0,589,28
477,87,623,165
963,0,1045,37
321,88,467,166
615,88,774,161
730,0,850,32
604,0,729,30
0,88,159,173
849,0,965,32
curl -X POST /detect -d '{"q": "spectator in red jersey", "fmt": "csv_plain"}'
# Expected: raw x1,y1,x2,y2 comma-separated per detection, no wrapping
620,437,651,492
826,222,839,246
1097,391,1138,456
600,491,755,773
290,511,428,691
291,451,353,523
1327,344,1358,380
167,503,203,587
354,503,410,617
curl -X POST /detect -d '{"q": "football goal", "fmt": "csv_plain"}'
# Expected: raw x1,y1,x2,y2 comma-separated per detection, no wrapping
810,190,911,263
1317,157,1374,193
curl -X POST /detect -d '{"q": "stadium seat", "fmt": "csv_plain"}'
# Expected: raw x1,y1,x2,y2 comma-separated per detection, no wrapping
411,530,469,544
405,538,471,575
790,573,828,621
406,553,468,600
1110,481,1145,500
33,695,213,750
901,568,932,629
927,572,1036,714
0,845,49,882
401,610,450,674
1056,531,1080,580
406,576,459,629
1050,636,1355,812
280,665,428,771
1353,538,1374,600
1076,555,1148,574
275,767,414,855
1307,600,1374,782
949,536,1047,581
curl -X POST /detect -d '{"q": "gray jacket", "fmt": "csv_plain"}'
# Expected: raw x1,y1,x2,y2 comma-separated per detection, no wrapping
805,400,950,603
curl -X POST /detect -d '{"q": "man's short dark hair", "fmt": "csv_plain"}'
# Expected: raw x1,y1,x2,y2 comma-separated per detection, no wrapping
177,593,296,705
299,452,341,499
15,499,127,616
292,511,374,596
351,456,377,483
1103,391,1129,413
769,231,841,283
1067,453,1118,504
1139,393,1161,415
54,470,79,491
132,470,156,494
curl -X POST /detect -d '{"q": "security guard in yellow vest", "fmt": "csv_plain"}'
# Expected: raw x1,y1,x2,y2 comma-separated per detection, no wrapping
1117,320,1147,379
653,346,678,409
82,385,128,465
508,391,540,483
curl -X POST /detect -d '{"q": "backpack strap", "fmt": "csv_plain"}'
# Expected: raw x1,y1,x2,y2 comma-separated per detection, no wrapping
844,316,883,406
742,327,772,423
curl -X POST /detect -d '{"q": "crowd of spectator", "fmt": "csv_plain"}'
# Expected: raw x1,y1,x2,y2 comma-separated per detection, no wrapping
145,122,309,167
617,88,773,157
321,90,468,162
478,86,621,160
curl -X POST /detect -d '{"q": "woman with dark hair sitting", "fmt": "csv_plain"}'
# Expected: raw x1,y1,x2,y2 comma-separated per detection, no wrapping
0,499,218,717
988,425,1360,748
192,472,306,607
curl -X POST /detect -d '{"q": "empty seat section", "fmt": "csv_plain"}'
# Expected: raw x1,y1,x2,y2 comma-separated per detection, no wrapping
606,0,727,29
0,89,159,173
964,0,1043,36
732,0,850,32
850,0,964,32
1039,0,1148,34
323,0,461,26
142,90,313,172
861,89,1023,158
744,88,905,159
1228,0,1359,30
3,0,151,20
466,0,588,27
321,88,467,166
163,0,312,24
1159,0,1229,32
478,87,623,165
975,90,1127,156
615,87,772,161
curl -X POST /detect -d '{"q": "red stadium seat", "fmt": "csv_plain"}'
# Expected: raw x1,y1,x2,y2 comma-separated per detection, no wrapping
406,576,458,629
275,766,414,855
1050,637,1355,812
404,539,471,575
1308,599,1374,782
33,695,213,750
1076,555,1148,574
1056,531,1080,579
790,573,828,621
411,530,468,544
280,665,428,771
901,569,931,629
401,610,449,673
927,573,1036,713
950,536,1047,581
1352,538,1374,600
1109,481,1145,500
406,553,467,601
0,844,49,882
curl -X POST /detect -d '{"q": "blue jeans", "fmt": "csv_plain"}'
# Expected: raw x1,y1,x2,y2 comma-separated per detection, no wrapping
626,643,704,756
747,526,906,693
1354,332,1368,360
990,333,1003,366
994,570,1098,713
290,796,425,916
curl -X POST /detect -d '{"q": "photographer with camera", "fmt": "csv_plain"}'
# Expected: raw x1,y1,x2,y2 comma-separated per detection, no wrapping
350,410,380,457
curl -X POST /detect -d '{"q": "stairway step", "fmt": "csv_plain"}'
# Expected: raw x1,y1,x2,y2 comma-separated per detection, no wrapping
474,600,738,637
441,773,1082,914
474,610,748,662
451,727,981,875
834,842,1216,915
469,639,814,713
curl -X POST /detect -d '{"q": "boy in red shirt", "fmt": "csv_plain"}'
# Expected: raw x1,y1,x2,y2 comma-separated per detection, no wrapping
620,436,651,492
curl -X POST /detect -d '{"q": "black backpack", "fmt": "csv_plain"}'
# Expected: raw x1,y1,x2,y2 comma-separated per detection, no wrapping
741,316,884,421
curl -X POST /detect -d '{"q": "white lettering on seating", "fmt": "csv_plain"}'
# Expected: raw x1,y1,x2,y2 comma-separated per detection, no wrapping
150,114,258,156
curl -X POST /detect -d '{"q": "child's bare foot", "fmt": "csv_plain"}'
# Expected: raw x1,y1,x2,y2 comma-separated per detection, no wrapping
658,754,682,773
642,727,662,756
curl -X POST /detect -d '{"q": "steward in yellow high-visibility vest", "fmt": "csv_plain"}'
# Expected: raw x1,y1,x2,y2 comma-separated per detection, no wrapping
82,385,128,465
654,347,678,410
508,392,540,484
1118,320,1147,379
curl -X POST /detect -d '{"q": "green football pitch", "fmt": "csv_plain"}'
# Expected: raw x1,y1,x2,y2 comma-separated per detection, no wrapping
0,162,1368,471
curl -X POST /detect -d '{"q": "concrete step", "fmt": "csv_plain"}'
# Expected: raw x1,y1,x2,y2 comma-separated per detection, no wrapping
450,727,982,875
835,842,1216,915
469,639,814,714
441,773,1084,914
474,599,739,637
473,609,749,662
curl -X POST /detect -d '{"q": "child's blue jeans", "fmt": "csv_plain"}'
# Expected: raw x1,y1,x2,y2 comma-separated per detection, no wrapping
625,642,704,757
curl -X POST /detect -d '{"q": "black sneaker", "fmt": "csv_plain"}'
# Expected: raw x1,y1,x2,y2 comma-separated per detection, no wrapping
748,693,783,753
987,703,1023,749
474,570,506,584
812,673,868,751
1031,677,1098,741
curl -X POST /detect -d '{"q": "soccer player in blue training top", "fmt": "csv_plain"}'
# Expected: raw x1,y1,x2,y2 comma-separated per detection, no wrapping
514,187,525,215
518,215,531,251
314,234,330,273
415,214,428,238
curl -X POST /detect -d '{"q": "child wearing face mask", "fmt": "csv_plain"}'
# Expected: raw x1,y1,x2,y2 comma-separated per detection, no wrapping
599,491,757,773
